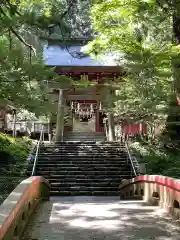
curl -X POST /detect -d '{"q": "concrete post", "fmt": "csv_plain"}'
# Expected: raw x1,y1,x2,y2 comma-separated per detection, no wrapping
55,89,64,142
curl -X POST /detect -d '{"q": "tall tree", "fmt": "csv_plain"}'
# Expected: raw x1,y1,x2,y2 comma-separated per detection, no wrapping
0,0,75,117
86,0,180,140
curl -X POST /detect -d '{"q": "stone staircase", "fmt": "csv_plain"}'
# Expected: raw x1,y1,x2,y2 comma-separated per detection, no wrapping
35,141,134,196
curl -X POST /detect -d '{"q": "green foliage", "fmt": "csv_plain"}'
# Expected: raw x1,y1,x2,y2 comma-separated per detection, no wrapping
0,0,93,118
131,141,180,178
0,133,11,147
0,0,75,116
4,144,27,162
87,0,180,138
0,133,32,162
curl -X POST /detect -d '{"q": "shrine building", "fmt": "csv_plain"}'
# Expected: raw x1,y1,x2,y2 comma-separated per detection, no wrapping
43,38,123,141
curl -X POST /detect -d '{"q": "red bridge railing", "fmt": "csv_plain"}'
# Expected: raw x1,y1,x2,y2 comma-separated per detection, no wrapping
119,175,180,219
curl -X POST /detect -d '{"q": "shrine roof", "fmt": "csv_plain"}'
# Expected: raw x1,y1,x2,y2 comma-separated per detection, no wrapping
43,42,118,67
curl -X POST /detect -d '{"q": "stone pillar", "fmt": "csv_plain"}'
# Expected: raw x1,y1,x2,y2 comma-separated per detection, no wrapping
55,89,64,142
48,114,53,142
95,109,99,132
108,112,115,141
105,88,115,141
104,118,108,140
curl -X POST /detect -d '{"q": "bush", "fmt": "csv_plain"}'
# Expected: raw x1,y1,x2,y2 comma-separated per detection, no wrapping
0,134,11,149
0,133,32,166
130,141,180,178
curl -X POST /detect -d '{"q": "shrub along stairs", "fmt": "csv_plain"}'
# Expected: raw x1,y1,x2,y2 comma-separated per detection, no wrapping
33,141,134,196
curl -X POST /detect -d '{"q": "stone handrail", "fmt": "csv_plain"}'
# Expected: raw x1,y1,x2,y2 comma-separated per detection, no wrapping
119,175,180,219
0,176,50,240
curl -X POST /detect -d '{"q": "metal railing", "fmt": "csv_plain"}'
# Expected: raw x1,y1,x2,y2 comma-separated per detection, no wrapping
31,126,44,176
125,141,137,177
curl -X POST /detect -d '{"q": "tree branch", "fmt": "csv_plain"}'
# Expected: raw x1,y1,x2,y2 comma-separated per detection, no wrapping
0,5,36,54
5,0,22,16
10,27,36,55
59,0,74,20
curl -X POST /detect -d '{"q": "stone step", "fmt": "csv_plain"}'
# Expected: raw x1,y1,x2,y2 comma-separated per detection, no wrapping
39,150,127,153
40,148,126,151
39,153,127,156
41,146,125,149
36,167,130,172
38,155,128,158
41,144,125,147
50,185,119,190
40,150,126,154
49,178,123,183
37,160,128,164
49,141,119,143
41,145,124,150
42,144,125,148
45,142,114,145
40,152,127,155
38,154,128,158
36,163,128,167
37,159,128,163
57,138,108,140
37,161,128,165
41,144,124,147
50,190,119,196
38,156,128,160
50,182,120,187
60,134,105,136
36,169,131,174
43,146,125,149
40,147,126,150
37,174,132,179
50,187,119,193
36,164,130,168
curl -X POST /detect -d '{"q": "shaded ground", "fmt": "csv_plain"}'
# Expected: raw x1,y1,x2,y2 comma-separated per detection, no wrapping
22,197,180,240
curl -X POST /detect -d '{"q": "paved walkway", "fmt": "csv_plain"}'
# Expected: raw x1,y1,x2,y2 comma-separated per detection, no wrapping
22,197,180,240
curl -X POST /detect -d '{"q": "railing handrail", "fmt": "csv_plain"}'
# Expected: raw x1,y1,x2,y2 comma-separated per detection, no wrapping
125,141,137,177
31,126,44,176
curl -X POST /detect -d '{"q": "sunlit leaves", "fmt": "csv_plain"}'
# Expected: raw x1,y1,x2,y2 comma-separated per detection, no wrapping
0,0,71,117
88,0,176,129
